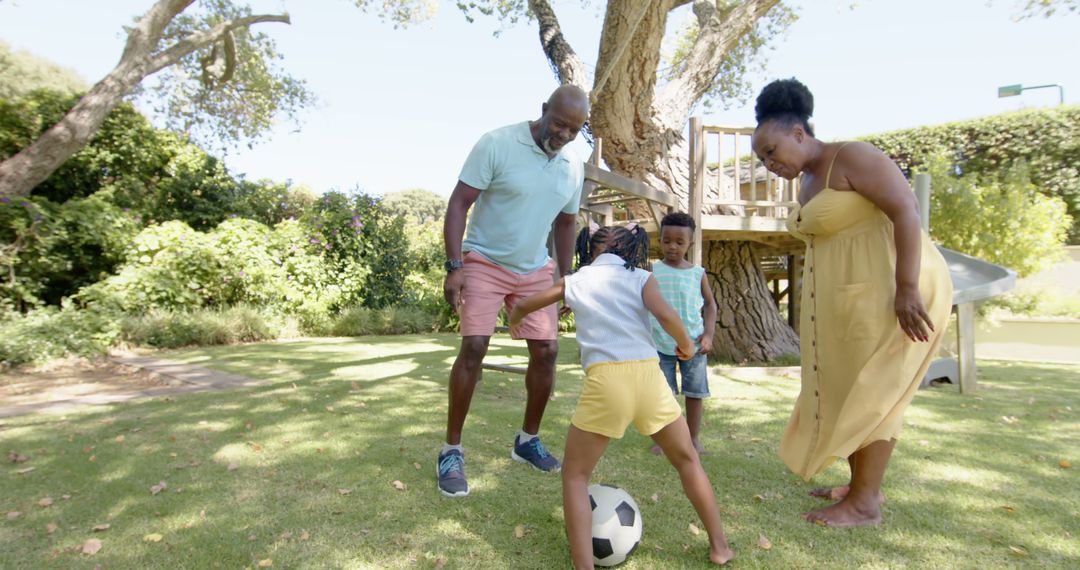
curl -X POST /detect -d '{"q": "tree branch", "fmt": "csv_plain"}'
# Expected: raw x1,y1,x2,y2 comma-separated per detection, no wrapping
120,0,196,62
658,0,780,120
527,0,588,88
147,13,291,75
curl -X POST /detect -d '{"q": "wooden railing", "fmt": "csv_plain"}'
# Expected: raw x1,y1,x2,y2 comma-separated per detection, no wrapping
579,138,676,229
687,117,800,262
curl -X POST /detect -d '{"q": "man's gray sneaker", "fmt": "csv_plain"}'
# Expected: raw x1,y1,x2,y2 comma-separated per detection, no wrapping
437,448,469,497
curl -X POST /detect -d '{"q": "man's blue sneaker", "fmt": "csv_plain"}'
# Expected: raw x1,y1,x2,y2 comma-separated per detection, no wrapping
511,435,561,472
437,448,469,498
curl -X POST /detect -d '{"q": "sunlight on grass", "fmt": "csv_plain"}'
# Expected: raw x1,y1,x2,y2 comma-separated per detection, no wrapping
1,336,1077,568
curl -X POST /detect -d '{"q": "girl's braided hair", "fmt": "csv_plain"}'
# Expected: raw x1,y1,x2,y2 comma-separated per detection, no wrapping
574,222,649,271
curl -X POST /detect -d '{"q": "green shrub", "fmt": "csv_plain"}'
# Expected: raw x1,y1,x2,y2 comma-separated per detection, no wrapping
120,306,278,348
922,157,1070,277
331,305,437,336
862,105,1080,242
0,305,121,366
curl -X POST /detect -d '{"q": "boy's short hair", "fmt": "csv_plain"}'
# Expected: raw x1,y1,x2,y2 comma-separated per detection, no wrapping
660,211,695,232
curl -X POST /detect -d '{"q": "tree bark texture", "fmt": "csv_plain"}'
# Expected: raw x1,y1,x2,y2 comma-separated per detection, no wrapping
705,240,800,362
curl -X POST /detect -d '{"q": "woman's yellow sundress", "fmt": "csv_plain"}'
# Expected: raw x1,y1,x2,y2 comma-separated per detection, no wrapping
780,146,953,480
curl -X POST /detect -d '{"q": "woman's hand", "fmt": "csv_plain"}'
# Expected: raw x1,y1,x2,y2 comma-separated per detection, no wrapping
895,285,933,342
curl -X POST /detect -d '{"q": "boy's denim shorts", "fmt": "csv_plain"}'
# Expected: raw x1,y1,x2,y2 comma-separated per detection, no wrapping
658,352,710,398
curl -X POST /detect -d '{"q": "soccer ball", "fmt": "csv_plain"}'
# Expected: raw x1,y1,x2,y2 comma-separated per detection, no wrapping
588,483,642,567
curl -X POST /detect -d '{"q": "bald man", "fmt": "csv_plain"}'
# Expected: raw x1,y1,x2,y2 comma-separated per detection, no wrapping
437,86,589,497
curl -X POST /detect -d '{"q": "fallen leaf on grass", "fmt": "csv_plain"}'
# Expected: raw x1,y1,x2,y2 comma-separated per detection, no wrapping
337,488,352,496
227,463,239,471
1060,460,1072,469
6,511,20,520
413,462,422,470
325,406,334,413
688,523,700,536
999,506,1016,513
434,557,447,568
650,493,659,503
757,532,773,550
143,533,163,542
115,435,125,443
1001,416,1019,425
9,452,30,463
92,524,111,532
350,381,360,391
89,455,96,462
61,494,71,500
299,531,310,541
15,467,35,475
392,480,406,491
813,519,827,527
514,525,526,538
150,481,167,495
752,494,765,502
46,522,58,534
38,497,53,508
81,538,102,555
258,559,273,567
1008,545,1028,556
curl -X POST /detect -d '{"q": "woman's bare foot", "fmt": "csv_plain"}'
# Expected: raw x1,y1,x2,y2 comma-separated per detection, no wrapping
803,494,883,528
809,485,885,503
809,485,850,500
710,545,734,565
650,443,664,455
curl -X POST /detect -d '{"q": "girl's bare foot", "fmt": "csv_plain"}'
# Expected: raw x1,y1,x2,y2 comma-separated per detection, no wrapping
803,495,883,528
710,545,734,565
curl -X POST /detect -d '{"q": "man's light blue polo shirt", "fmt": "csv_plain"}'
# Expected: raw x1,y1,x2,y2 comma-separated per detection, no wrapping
459,121,584,274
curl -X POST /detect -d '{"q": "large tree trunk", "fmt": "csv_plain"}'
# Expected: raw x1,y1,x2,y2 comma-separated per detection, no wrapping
0,0,289,198
705,241,800,362
528,0,795,363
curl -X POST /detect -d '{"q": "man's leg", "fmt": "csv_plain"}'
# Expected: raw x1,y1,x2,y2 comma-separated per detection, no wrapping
522,338,558,434
511,338,562,472
446,335,492,445
438,335,491,498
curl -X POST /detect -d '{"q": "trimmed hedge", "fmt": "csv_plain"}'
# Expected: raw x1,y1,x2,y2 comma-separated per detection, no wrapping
861,105,1080,242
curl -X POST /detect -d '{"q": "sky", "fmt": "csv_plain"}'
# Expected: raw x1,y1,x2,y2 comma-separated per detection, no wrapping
1,0,1078,197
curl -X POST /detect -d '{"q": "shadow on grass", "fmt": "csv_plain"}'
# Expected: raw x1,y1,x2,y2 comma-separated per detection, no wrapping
1,338,1077,569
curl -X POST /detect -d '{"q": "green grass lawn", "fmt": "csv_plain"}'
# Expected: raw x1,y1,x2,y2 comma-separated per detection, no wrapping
1,335,1077,569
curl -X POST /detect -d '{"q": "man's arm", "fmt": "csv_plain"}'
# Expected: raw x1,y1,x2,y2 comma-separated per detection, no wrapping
443,181,482,311
552,211,577,278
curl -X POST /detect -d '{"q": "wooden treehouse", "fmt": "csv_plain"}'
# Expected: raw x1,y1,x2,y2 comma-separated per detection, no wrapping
579,117,804,327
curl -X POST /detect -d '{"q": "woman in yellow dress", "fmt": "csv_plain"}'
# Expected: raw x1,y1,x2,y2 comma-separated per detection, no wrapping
751,78,953,527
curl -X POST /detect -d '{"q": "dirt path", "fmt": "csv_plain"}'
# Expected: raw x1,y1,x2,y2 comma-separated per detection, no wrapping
0,354,265,418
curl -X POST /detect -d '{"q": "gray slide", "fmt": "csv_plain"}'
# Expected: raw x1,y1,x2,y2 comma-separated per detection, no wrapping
923,246,1016,387
940,246,1017,305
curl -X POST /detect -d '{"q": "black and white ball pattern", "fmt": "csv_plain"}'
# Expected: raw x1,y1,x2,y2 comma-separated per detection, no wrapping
588,483,642,567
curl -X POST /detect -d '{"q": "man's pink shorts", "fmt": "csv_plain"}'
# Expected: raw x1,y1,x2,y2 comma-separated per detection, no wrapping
459,251,558,340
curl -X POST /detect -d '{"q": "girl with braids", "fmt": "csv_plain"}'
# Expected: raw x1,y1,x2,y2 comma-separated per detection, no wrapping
511,224,733,568
751,78,952,528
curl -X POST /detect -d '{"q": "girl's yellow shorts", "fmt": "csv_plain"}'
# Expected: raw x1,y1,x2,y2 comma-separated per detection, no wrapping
571,358,682,439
